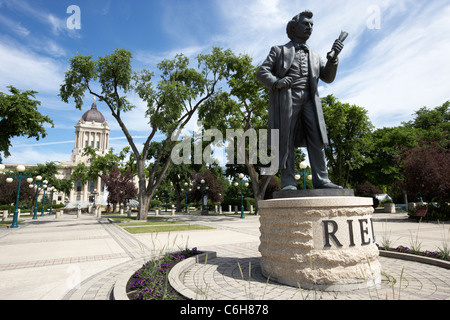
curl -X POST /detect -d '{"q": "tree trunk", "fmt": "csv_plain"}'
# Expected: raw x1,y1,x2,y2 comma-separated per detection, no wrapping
246,161,271,215
136,158,148,220
174,187,182,212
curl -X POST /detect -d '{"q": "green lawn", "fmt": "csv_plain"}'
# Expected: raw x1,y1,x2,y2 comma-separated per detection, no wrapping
109,216,170,223
0,220,24,227
110,215,215,234
123,224,215,234
118,220,186,227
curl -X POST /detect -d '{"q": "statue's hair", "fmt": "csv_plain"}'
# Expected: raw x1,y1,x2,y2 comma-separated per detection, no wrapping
286,10,313,40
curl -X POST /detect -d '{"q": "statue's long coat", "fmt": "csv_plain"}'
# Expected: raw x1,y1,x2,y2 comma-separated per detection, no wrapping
256,41,339,169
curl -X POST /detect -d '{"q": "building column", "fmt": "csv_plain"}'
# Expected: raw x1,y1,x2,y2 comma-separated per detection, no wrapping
83,183,88,202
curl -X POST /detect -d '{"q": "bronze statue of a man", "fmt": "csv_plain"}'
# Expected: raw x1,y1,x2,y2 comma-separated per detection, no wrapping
257,10,344,190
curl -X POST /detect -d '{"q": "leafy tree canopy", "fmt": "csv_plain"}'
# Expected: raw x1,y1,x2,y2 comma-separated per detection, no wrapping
0,86,54,161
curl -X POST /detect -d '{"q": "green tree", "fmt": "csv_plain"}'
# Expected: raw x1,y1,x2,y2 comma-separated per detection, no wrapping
0,86,54,162
60,48,234,220
322,95,374,188
189,169,224,209
101,167,137,209
0,173,35,211
354,126,419,191
403,101,450,141
198,52,275,212
25,162,73,197
356,101,448,197
70,146,132,183
400,136,450,203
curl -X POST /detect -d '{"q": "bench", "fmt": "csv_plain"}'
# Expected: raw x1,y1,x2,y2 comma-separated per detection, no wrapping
413,207,428,222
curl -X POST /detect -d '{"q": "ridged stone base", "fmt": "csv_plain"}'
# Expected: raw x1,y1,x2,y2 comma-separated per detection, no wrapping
258,196,381,291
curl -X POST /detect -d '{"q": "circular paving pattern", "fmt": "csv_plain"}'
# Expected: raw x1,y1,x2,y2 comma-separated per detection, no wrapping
181,256,450,300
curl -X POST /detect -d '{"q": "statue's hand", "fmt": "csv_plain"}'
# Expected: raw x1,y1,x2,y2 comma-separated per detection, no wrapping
275,77,292,89
331,39,344,56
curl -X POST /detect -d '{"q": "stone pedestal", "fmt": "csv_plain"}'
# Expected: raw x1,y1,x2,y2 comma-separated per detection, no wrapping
258,193,381,291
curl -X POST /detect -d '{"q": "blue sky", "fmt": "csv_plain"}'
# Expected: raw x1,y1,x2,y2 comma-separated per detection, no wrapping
1,0,449,165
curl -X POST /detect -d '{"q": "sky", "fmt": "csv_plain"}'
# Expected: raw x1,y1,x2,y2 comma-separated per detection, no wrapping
1,0,449,165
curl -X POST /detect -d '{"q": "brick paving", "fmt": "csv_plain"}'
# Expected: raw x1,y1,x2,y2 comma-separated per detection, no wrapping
0,212,449,300
181,242,450,300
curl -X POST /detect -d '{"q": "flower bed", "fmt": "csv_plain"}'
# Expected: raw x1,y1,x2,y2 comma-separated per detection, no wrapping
126,247,202,300
378,244,449,261
393,245,449,261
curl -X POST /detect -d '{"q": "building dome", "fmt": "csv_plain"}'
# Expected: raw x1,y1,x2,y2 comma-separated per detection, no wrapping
81,101,105,123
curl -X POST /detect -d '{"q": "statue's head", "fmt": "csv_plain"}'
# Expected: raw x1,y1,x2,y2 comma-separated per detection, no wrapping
286,10,314,42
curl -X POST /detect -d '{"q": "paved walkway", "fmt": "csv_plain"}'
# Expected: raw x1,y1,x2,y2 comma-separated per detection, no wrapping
0,211,449,300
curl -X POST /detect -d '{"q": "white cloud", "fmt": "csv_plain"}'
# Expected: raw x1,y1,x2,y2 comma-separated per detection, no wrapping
41,39,66,57
12,140,75,148
321,1,450,127
5,147,71,165
3,0,80,38
135,45,209,69
214,0,450,128
0,13,30,36
0,40,64,93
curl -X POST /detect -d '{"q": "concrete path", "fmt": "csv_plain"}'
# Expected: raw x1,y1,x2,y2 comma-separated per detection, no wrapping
0,211,448,300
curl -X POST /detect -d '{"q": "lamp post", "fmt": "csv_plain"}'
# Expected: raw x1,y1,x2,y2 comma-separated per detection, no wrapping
28,183,35,212
295,162,312,190
197,179,208,215
183,182,192,214
91,188,97,208
31,176,43,220
163,190,168,212
5,165,32,229
40,180,48,217
48,187,55,215
235,173,249,219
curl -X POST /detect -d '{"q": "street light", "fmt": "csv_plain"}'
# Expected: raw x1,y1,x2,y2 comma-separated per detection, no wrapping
5,165,32,228
295,162,312,190
197,179,208,215
48,186,56,215
32,176,43,220
41,180,48,217
236,173,249,219
91,188,97,208
163,190,168,212
183,182,192,214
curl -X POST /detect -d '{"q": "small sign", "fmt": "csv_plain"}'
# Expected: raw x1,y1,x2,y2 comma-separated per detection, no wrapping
313,216,376,249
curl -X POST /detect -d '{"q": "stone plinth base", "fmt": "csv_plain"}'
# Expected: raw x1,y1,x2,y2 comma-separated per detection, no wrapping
258,196,381,291
273,189,355,199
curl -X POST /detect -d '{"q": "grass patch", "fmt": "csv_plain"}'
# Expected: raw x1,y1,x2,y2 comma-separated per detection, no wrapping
0,220,24,227
109,216,169,223
123,224,214,234
118,221,185,227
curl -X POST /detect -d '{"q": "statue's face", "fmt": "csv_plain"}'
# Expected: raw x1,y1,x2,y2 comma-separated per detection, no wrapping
293,17,313,41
